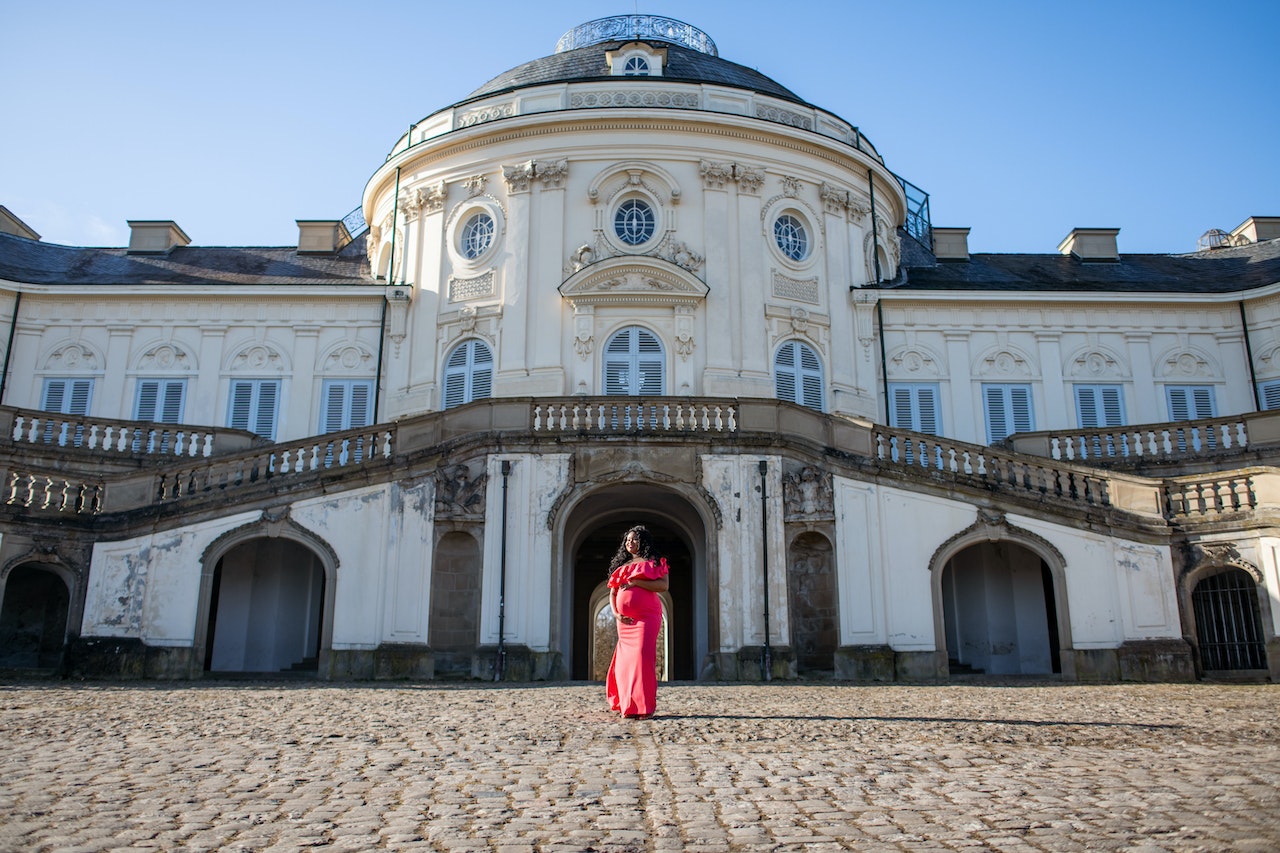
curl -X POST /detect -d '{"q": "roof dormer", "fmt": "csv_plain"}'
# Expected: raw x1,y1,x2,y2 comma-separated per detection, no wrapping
606,42,667,77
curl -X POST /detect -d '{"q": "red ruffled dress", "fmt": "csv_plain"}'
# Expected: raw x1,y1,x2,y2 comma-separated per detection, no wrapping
606,557,669,717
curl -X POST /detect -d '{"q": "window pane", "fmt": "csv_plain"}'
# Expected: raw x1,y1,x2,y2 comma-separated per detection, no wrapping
613,199,655,245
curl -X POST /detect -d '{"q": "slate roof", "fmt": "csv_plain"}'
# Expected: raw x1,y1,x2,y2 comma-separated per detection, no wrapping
463,41,805,106
899,238,1280,295
0,232,373,287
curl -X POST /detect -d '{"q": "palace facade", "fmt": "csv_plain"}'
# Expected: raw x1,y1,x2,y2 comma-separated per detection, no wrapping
2,16,1279,682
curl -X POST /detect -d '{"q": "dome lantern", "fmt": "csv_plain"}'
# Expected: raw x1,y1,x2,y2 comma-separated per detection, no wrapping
555,14,718,56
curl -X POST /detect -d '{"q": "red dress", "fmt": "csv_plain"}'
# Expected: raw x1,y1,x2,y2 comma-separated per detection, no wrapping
606,557,669,717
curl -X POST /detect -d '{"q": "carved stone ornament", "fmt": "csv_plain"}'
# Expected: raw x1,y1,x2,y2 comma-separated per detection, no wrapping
138,344,191,371
44,342,99,371
1072,350,1122,378
400,187,423,221
734,164,764,194
559,258,709,309
537,159,569,189
569,244,596,272
421,183,447,214
1186,541,1259,580
700,160,733,189
435,463,488,519
783,466,834,520
503,163,535,194
1164,351,1210,378
675,304,696,361
326,345,372,372
820,182,851,216
464,174,487,197
781,176,802,198
231,344,283,373
980,349,1031,378
660,241,704,273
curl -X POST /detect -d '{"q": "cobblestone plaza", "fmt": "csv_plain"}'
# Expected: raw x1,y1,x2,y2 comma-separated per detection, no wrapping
1,681,1277,851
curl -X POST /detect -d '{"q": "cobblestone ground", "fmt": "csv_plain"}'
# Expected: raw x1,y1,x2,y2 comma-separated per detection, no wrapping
1,680,1278,852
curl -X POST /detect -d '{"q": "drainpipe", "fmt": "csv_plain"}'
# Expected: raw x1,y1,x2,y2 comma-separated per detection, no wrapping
1240,301,1260,411
495,459,512,681
373,298,387,423
758,460,772,682
876,299,890,424
387,167,400,284
0,291,20,405
868,168,883,284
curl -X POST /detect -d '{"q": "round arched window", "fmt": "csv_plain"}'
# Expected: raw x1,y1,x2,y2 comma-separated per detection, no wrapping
622,56,650,76
774,214,809,261
460,213,495,260
614,199,656,246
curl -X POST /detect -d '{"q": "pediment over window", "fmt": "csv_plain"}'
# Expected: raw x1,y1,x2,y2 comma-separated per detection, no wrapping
559,257,708,308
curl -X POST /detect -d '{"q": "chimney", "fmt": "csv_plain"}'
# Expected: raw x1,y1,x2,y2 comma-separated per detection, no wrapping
1057,227,1119,262
0,206,40,240
127,220,191,254
1230,216,1280,245
931,227,970,261
297,220,352,254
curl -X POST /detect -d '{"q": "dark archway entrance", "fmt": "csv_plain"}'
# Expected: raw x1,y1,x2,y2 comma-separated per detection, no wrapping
941,541,1061,675
788,532,837,674
0,564,70,669
561,484,709,681
205,538,325,674
1192,569,1267,672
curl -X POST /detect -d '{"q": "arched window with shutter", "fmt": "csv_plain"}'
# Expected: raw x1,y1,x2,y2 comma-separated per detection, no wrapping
603,327,665,396
774,340,823,411
442,339,494,410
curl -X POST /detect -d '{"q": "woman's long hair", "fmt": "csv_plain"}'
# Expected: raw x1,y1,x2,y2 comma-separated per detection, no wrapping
608,524,660,572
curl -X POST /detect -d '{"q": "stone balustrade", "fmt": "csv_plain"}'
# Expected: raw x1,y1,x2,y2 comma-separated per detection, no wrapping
0,408,264,460
2,398,1269,524
1005,412,1280,465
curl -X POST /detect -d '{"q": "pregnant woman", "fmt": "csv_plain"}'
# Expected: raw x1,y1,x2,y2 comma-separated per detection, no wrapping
606,525,670,719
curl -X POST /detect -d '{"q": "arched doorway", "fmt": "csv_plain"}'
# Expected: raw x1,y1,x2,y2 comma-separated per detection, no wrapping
560,484,710,681
788,532,837,674
204,537,326,674
0,564,70,669
940,540,1061,675
1191,568,1267,672
429,530,484,678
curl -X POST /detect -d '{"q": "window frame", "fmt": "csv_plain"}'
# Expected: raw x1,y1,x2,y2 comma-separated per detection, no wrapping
1073,383,1126,429
134,378,187,424
442,339,494,410
603,326,666,396
40,378,94,416
319,379,375,433
888,382,942,435
226,379,281,441
773,213,810,262
982,383,1034,445
612,198,657,247
459,212,495,261
774,339,824,411
1165,384,1217,421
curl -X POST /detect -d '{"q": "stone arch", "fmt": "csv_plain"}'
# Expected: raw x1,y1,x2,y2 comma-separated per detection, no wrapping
973,344,1038,379
1063,344,1130,380
1154,344,1222,380
886,343,946,380
1177,542,1273,675
786,528,837,674
222,338,292,374
38,339,104,374
130,339,197,373
553,476,717,681
316,340,377,375
0,554,76,669
194,514,338,676
929,510,1073,677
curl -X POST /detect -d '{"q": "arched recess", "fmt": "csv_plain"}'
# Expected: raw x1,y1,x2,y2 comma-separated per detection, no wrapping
929,512,1072,677
555,479,716,681
0,559,74,669
787,530,837,674
1178,547,1273,675
429,529,484,678
195,517,338,676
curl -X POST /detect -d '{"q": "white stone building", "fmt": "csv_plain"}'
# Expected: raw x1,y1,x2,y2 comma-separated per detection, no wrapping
2,15,1279,682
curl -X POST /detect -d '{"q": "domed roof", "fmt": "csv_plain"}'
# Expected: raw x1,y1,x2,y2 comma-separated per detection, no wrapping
463,15,804,105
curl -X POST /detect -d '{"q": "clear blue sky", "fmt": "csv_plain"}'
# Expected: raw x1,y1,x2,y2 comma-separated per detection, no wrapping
3,0,1277,254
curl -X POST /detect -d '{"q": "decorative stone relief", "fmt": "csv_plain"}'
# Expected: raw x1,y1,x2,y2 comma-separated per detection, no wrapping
574,306,594,360
568,244,596,272
1163,351,1211,378
660,241,703,273
385,291,410,354
502,163,534,194
700,160,733,189
569,90,699,109
890,347,941,377
783,466,834,520
449,271,495,302
537,159,569,189
324,345,373,373
781,176,802,198
675,305,695,361
43,342,99,371
820,183,850,216
421,183,447,214
734,164,764,194
231,344,284,373
435,462,487,519
400,187,423,222
979,349,1032,378
1186,541,1260,581
137,344,191,371
850,290,878,358
455,101,514,129
463,175,487,198
772,270,820,304
1070,350,1123,378
756,103,813,130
